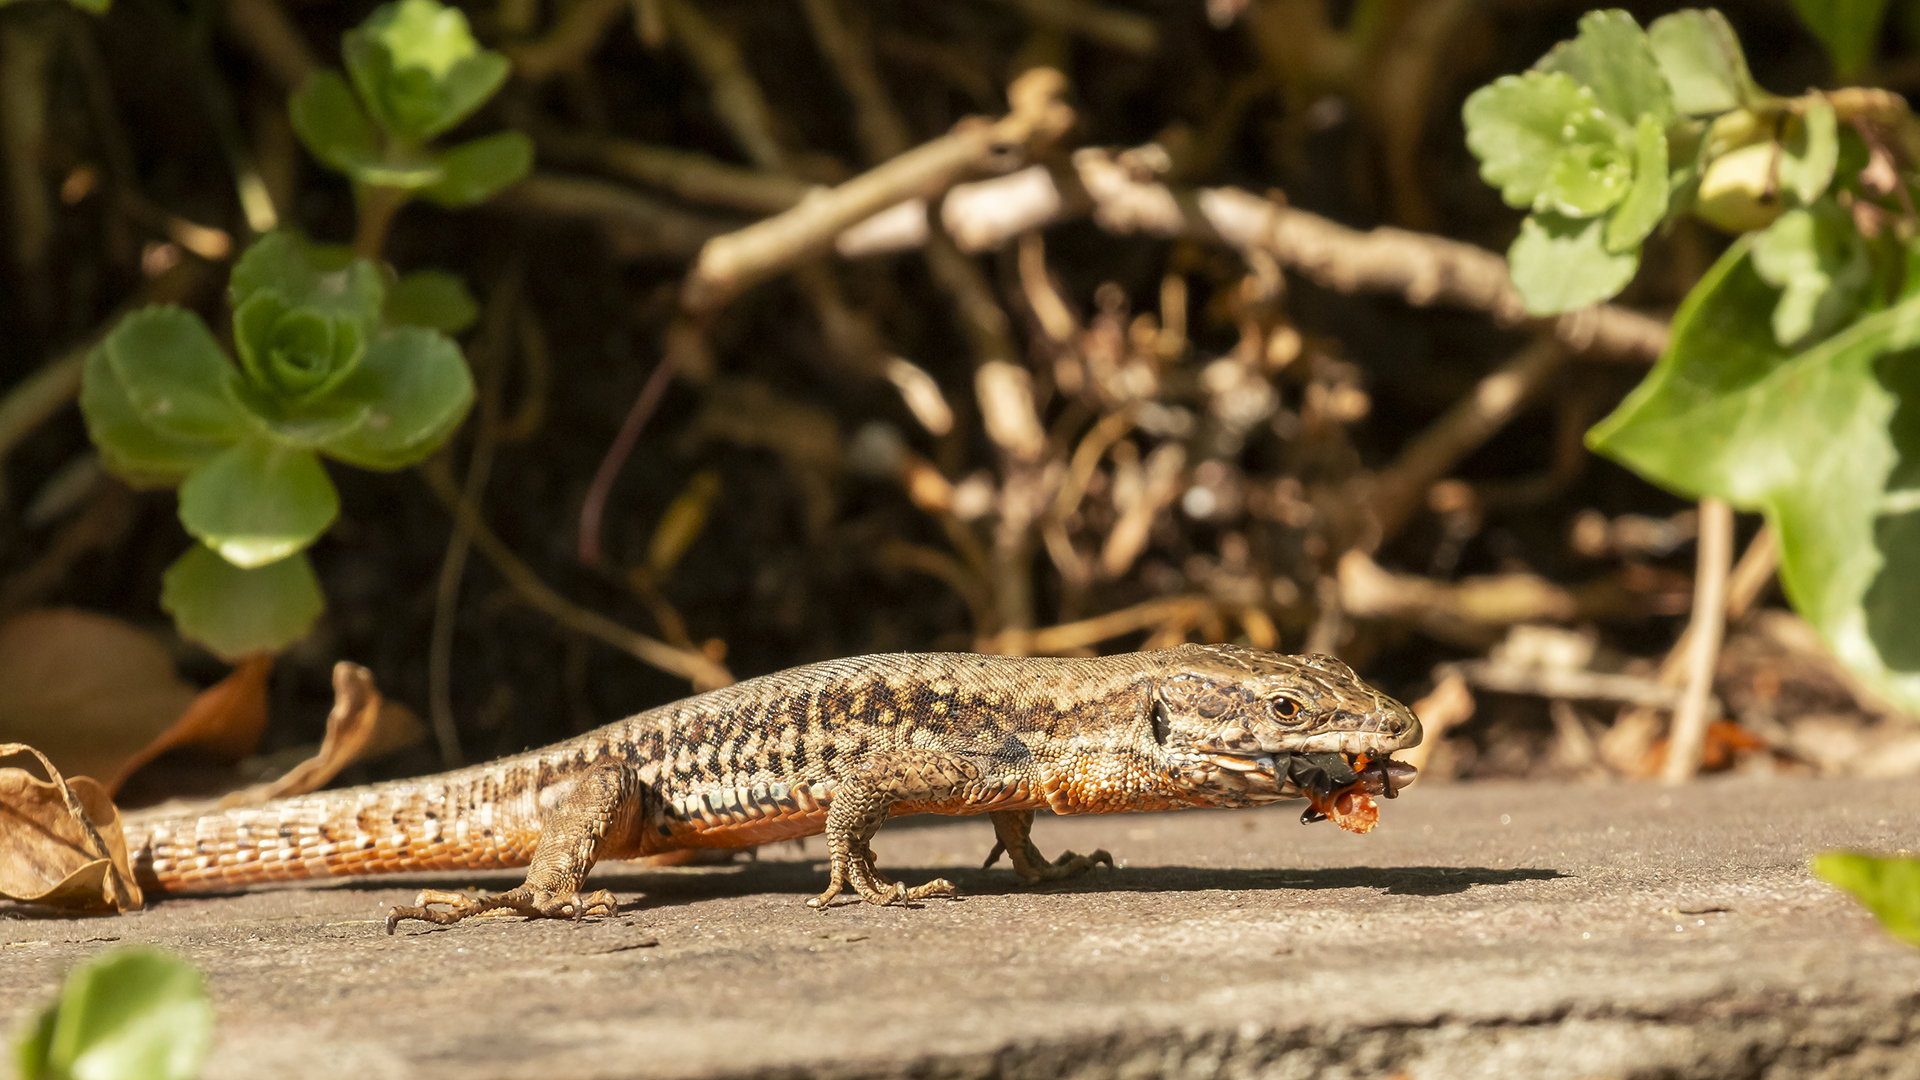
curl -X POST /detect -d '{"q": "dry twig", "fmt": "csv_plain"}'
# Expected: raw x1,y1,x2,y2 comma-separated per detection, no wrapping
1662,497,1734,783
979,594,1218,656
676,68,1074,320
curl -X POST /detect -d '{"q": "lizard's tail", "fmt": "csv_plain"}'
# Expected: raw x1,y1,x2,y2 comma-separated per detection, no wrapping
126,764,547,894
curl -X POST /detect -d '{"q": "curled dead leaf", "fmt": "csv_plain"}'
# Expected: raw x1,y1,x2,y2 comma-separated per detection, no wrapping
220,662,408,806
107,654,273,795
0,744,143,913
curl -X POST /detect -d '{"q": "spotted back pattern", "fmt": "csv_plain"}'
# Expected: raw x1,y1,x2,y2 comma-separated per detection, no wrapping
131,645,1418,892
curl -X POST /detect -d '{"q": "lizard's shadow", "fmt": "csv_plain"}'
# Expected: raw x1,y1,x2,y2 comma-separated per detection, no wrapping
319,861,1565,903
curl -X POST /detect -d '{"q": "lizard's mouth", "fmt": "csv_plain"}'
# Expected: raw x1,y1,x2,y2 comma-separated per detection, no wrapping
1197,749,1416,832
1199,749,1415,793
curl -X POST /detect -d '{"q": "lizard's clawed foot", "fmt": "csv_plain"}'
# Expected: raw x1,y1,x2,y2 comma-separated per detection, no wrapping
809,843,959,909
984,837,1114,884
1019,848,1114,883
385,885,619,933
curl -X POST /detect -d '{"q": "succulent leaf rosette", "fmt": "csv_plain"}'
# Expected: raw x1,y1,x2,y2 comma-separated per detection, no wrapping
80,232,474,656
290,0,530,206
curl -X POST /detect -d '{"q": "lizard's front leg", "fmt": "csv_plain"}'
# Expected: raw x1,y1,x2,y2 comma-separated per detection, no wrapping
386,761,639,932
809,750,982,909
982,809,1114,883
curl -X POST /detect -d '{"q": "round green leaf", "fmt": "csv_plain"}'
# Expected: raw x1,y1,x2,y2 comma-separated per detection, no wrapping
178,440,339,568
80,342,228,488
322,326,474,469
1536,9,1676,128
1507,212,1639,314
161,544,325,659
1649,9,1763,116
385,269,479,332
1546,141,1633,216
421,132,533,207
99,307,252,444
31,948,212,1080
343,28,403,139
422,52,510,140
229,232,385,327
1604,113,1672,253
1463,71,1594,211
289,71,381,178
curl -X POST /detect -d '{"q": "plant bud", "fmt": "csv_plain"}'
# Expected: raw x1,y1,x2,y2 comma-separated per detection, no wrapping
1696,141,1784,233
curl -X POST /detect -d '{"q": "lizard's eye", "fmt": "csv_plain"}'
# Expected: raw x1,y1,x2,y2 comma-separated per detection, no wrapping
1151,700,1171,745
1273,697,1302,721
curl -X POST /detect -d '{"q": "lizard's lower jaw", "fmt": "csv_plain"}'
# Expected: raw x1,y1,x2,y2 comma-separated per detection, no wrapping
1195,749,1418,799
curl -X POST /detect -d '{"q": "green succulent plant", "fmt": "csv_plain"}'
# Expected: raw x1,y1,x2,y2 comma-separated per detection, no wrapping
81,233,475,656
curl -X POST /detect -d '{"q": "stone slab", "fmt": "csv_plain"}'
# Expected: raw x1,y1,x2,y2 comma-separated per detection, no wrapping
4,774,1918,1079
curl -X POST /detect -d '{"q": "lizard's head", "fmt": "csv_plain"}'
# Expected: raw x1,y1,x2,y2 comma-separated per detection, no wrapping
1147,643,1421,806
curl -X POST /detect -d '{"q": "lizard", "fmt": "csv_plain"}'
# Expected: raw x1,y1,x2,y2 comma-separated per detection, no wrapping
125,643,1422,932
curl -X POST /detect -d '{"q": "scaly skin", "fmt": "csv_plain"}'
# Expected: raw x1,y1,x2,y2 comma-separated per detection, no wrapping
125,644,1422,930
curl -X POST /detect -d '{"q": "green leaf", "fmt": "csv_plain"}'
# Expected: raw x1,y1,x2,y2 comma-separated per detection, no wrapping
1648,9,1760,116
1546,139,1634,217
16,948,212,1080
1589,240,1920,713
368,0,481,80
1778,97,1840,207
1813,852,1920,945
178,440,339,567
1751,204,1872,348
420,131,532,207
427,53,512,140
385,269,479,332
1508,211,1639,314
97,306,253,443
1464,72,1602,211
1605,113,1671,252
229,231,385,327
1536,9,1675,129
161,544,324,659
232,293,367,404
345,0,508,142
65,0,111,13
322,326,474,469
289,71,382,178
80,341,228,488
1789,0,1892,79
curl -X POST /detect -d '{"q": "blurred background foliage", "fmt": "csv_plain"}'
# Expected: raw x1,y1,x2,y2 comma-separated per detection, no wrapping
2,0,1918,806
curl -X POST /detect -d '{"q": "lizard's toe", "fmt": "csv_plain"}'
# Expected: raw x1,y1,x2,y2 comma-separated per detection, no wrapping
536,888,619,920
900,878,960,902
1016,848,1114,885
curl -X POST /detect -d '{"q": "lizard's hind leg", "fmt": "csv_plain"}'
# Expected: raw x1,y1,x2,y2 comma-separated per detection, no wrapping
808,750,982,908
982,809,1113,884
386,761,639,933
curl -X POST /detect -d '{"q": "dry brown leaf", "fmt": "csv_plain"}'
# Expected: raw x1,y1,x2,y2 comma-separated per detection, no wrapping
0,609,199,786
221,662,393,806
0,744,143,913
107,654,273,795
